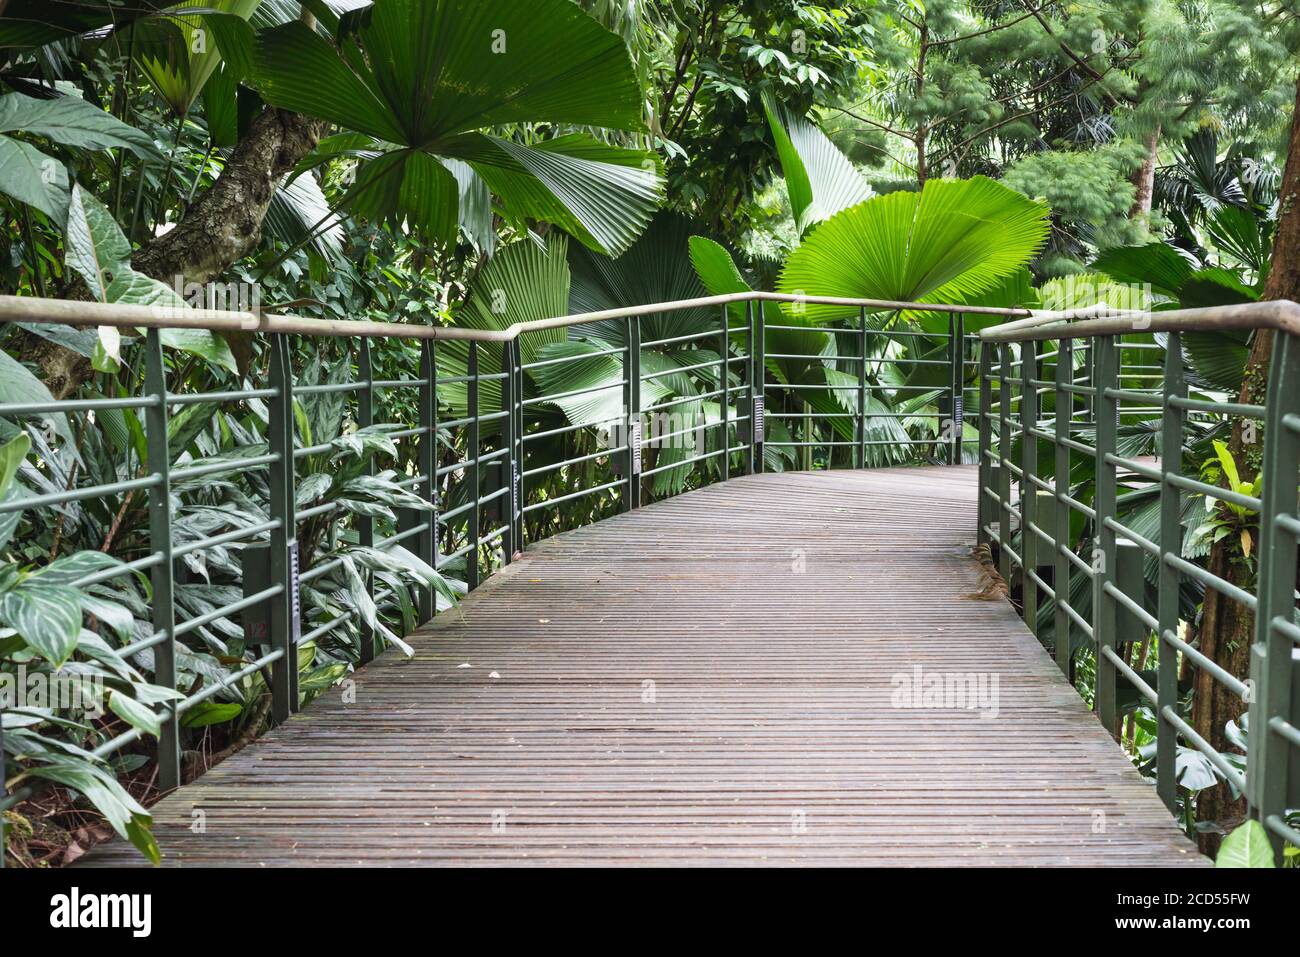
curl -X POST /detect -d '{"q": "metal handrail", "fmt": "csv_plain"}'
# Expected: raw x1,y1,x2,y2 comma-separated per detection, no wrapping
975,308,1300,861
0,291,1027,342
0,289,985,861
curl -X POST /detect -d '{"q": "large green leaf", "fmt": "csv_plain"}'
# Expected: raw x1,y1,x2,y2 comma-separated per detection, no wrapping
0,349,73,447
131,1,262,115
1215,820,1275,868
255,0,643,142
567,211,712,344
64,185,238,373
446,133,662,257
0,92,159,158
441,235,571,417
1091,242,1197,299
0,581,83,665
0,136,70,225
251,0,661,254
778,176,1050,322
763,93,872,235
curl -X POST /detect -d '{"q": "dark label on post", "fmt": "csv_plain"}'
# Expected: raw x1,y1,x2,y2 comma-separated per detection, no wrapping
288,540,301,645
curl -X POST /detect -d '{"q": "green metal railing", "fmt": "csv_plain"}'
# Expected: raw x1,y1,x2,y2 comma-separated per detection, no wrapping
979,300,1300,859
0,290,1008,861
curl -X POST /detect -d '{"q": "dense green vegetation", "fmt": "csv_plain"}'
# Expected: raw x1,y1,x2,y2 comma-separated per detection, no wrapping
1,0,1298,866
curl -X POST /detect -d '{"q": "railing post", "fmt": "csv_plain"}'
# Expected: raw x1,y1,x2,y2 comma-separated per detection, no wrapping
1155,331,1186,811
1019,338,1039,633
743,302,755,476
625,317,641,509
1053,337,1074,675
1249,332,1300,857
858,306,868,469
509,338,524,551
415,340,436,615
949,314,964,466
267,334,298,721
753,300,766,473
719,305,730,482
502,339,517,561
977,340,993,545
357,338,376,662
1092,334,1120,737
144,329,180,790
996,343,1013,581
467,341,481,589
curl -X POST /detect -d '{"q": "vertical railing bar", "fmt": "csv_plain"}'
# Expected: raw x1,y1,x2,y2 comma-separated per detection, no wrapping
1156,331,1186,811
144,328,180,789
997,342,1013,581
416,340,435,618
467,341,480,590
503,339,517,561
858,306,867,469
512,339,526,551
977,341,993,545
1053,336,1073,675
267,334,297,720
754,300,766,473
621,315,637,509
744,302,755,476
357,338,376,662
950,313,964,466
719,305,730,482
1092,334,1120,736
1020,338,1039,634
1249,331,1300,859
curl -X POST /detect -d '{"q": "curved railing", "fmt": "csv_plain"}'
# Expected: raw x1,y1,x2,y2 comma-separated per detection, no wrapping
3,290,1297,865
979,299,1300,859
0,290,1004,854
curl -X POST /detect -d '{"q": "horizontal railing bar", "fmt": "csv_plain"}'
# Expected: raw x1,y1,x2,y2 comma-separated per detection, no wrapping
1265,815,1300,849
1166,473,1262,512
640,448,726,476
1164,552,1258,611
1161,704,1246,792
71,551,163,589
1162,628,1251,699
0,395,157,415
1100,644,1158,703
522,445,624,479
167,388,277,405
1103,581,1158,631
173,585,283,638
172,453,279,482
521,345,627,369
1268,715,1300,749
1168,395,1266,419
641,357,723,380
0,473,161,515
521,478,625,513
117,628,170,660
301,613,350,645
981,299,1300,343
174,519,280,558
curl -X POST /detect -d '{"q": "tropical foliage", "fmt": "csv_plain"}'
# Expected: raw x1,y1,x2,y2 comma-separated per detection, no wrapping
0,0,1297,866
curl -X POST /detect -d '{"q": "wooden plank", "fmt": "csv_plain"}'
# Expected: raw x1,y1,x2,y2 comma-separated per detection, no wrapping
83,466,1205,867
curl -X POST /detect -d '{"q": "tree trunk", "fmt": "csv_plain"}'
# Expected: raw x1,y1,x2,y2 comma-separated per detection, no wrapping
1192,72,1300,855
1129,127,1160,218
35,107,328,397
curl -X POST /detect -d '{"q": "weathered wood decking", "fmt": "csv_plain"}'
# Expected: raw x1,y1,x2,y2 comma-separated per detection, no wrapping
86,466,1203,866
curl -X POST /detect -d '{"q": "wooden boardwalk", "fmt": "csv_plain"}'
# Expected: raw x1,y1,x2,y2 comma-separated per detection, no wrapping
86,466,1203,866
